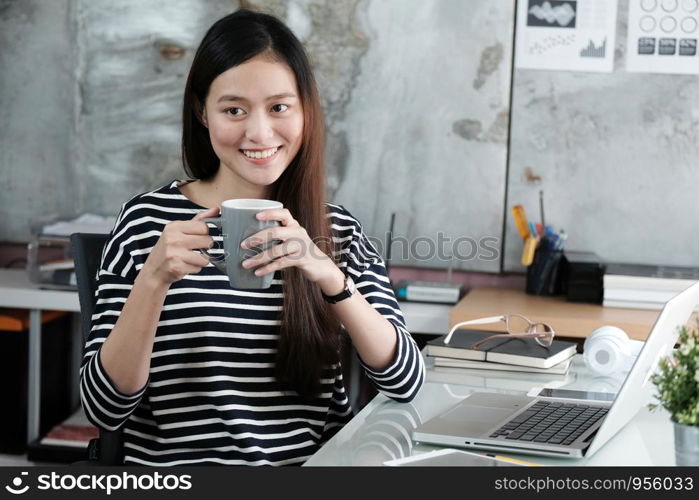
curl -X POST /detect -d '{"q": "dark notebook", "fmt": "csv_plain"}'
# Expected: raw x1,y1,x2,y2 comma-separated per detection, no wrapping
426,329,577,369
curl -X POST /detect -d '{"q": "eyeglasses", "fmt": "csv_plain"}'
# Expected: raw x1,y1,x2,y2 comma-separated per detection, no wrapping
444,314,555,350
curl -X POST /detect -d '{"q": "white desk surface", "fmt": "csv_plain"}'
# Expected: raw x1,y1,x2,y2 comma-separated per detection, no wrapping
0,269,79,311
305,355,675,466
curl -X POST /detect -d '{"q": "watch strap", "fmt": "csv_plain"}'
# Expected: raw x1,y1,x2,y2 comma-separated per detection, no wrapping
322,276,354,304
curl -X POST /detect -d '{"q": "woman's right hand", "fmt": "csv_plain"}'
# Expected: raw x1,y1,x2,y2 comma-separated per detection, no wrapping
140,206,219,287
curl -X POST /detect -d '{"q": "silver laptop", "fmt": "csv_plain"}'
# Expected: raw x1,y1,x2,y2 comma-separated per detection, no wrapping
412,281,699,459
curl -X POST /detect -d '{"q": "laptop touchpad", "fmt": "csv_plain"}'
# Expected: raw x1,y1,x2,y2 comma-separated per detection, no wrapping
438,393,532,436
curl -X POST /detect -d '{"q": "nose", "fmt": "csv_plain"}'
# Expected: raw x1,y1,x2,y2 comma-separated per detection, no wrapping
245,110,274,143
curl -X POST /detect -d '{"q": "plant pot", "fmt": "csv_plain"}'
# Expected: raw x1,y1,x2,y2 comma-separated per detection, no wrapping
674,421,699,466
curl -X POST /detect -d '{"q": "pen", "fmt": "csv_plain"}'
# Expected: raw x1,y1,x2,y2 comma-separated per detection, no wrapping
549,233,559,250
386,212,395,277
555,229,567,250
543,226,555,249
511,205,530,240
483,453,541,466
521,235,538,266
539,190,545,229
528,222,537,239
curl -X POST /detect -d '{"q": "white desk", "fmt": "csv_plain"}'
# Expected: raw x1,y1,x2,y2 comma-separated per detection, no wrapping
305,355,675,466
0,269,80,444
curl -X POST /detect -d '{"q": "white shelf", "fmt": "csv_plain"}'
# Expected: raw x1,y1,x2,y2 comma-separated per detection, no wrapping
0,269,79,312
398,301,452,335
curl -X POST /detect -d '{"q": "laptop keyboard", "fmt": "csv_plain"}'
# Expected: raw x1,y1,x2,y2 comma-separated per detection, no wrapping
489,401,609,446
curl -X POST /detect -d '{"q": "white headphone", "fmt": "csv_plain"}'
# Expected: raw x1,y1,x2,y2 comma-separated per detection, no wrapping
583,326,644,376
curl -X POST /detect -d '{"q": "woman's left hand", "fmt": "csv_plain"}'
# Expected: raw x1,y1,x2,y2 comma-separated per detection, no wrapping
240,208,346,296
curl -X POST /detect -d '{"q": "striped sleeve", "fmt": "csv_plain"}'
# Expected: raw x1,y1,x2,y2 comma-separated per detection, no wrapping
79,200,149,431
329,204,425,403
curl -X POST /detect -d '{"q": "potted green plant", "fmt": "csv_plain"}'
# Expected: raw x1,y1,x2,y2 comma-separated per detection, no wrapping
649,322,699,466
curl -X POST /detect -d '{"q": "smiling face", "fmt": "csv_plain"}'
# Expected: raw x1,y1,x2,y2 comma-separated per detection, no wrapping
201,53,304,198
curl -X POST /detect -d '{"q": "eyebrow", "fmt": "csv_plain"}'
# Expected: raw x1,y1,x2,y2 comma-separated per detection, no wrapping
217,92,297,103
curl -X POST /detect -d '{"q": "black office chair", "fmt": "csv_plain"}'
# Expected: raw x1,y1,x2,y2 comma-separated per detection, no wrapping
71,232,124,465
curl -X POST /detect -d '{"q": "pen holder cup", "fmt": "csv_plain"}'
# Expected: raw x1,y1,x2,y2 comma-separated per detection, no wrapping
526,248,564,296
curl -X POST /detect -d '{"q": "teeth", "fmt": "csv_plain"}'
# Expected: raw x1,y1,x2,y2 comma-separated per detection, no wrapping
242,147,279,159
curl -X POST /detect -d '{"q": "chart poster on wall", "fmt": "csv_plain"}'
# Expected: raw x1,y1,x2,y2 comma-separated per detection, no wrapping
515,0,618,72
627,0,699,73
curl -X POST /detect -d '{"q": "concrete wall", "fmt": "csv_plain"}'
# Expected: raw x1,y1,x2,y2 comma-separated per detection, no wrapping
329,0,514,272
505,0,699,270
0,0,77,236
1,0,514,273
74,0,241,218
5,1,692,273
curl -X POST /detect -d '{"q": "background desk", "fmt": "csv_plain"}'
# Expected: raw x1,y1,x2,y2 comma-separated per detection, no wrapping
451,287,662,340
0,269,80,444
304,355,675,466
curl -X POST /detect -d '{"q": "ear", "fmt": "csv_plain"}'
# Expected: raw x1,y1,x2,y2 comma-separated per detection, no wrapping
194,100,208,128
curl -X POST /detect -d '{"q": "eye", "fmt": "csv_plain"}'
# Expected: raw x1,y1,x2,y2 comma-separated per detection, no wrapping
226,107,245,116
271,104,288,113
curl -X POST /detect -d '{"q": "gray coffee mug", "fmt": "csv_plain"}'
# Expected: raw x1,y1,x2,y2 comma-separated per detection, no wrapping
201,199,283,289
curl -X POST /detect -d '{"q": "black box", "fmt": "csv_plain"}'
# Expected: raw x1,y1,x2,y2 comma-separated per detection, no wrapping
0,309,73,453
561,251,605,304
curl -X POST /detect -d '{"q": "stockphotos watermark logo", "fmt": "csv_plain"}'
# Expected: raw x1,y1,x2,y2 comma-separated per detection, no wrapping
5,472,29,495
3,471,192,496
212,233,502,264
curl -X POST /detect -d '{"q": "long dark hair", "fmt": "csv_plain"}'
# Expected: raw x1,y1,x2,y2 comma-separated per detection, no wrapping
182,9,342,396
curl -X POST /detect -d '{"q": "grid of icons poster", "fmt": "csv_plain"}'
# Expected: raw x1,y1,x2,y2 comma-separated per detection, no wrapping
636,0,698,56
627,0,699,73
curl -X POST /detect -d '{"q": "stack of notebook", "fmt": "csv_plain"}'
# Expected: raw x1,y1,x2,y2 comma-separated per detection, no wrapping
426,329,577,375
603,263,699,310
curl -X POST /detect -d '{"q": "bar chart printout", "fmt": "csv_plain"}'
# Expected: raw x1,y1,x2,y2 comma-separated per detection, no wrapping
516,0,618,72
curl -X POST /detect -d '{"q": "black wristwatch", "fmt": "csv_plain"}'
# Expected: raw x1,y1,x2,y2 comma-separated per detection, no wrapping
321,276,356,304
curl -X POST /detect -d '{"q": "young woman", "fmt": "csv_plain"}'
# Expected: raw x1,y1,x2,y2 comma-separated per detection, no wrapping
80,8,424,466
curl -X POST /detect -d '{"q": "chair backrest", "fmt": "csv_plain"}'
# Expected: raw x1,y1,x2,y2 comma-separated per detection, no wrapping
70,233,123,465
70,233,109,344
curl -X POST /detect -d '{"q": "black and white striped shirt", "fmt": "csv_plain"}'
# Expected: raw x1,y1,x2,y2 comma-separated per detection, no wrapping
80,180,425,466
